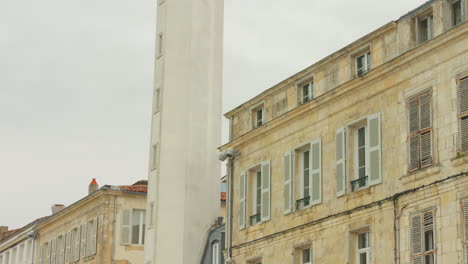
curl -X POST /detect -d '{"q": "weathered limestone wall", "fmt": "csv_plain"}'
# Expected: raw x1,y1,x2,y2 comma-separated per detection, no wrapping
221,0,468,262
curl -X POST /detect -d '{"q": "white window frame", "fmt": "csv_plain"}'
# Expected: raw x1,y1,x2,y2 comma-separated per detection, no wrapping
299,147,311,203
416,11,434,44
356,232,371,264
212,241,220,264
355,51,371,76
157,33,164,58
251,103,264,129
451,0,463,27
152,144,159,171
293,143,313,210
302,247,312,264
353,124,368,191
130,209,146,245
153,88,161,113
250,167,262,226
300,82,314,104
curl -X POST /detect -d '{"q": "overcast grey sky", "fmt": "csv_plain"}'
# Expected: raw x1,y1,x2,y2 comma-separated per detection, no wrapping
0,0,427,228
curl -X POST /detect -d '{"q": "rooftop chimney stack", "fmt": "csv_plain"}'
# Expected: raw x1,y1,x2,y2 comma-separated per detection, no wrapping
51,204,65,215
0,226,8,240
88,178,99,195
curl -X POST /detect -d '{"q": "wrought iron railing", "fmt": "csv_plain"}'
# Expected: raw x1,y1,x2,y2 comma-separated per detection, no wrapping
249,213,261,226
351,176,368,192
296,196,311,210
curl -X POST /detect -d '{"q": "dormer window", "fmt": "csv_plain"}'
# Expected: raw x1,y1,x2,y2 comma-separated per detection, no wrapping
417,13,433,44
251,104,264,129
298,81,314,105
452,0,462,27
356,52,371,76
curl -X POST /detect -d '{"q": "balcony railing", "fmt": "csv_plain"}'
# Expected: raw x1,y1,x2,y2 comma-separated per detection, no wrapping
351,176,368,192
249,213,261,226
296,196,311,210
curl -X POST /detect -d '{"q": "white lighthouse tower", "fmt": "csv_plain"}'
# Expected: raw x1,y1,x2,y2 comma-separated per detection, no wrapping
144,0,224,263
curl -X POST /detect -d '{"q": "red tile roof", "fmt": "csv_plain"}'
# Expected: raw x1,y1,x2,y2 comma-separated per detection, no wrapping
221,192,226,201
120,185,148,193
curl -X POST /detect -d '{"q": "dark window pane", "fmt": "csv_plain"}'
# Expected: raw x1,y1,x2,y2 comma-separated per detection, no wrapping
424,230,434,251
359,252,367,264
132,211,141,244
453,1,462,26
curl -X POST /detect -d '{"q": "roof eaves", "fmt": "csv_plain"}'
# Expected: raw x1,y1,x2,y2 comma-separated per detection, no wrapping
398,0,436,21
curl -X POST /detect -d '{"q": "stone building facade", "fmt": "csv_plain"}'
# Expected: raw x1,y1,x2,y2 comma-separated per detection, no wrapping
220,0,468,263
0,218,48,264
33,180,147,264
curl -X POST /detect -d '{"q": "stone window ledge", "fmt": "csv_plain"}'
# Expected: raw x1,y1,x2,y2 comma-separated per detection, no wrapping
346,185,375,201
400,164,441,184
451,154,468,167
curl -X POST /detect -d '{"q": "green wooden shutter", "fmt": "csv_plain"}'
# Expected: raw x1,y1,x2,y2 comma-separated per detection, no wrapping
261,160,271,222
284,151,292,214
336,127,346,196
310,138,322,205
239,171,247,230
368,113,382,186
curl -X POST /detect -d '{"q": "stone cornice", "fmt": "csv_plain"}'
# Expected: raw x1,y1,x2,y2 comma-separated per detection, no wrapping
220,22,468,151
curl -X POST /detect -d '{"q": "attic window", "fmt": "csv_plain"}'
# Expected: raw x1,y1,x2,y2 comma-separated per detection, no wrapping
252,104,264,129
417,13,433,44
297,81,314,105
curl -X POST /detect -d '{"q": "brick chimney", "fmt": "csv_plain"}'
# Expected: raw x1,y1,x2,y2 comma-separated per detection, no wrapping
0,226,8,240
89,178,99,195
51,204,65,215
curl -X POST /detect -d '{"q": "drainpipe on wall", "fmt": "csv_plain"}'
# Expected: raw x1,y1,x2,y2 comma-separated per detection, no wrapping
219,148,240,264
226,157,234,263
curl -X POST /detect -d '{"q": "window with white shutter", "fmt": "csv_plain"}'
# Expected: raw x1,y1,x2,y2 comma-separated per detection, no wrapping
39,245,44,264
121,209,132,244
408,92,433,172
121,209,145,245
80,223,87,259
239,171,247,229
336,127,347,196
46,241,51,264
293,139,322,210
284,151,293,214
411,210,435,264
310,139,322,205
462,199,468,264
51,239,56,264
64,232,71,264
90,217,98,255
261,160,271,222
458,77,468,153
73,226,81,261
